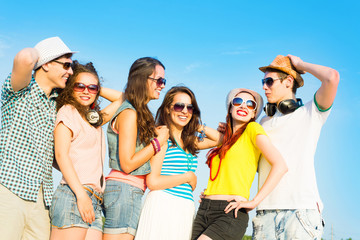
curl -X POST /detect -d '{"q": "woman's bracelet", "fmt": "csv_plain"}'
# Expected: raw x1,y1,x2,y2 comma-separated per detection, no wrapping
199,123,206,142
151,138,161,155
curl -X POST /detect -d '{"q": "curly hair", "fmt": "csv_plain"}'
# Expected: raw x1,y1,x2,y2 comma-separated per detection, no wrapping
56,60,103,127
206,91,256,167
125,57,165,145
155,86,201,156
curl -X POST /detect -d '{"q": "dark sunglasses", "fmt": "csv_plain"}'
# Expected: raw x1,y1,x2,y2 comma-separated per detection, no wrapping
261,77,285,87
232,97,257,111
73,82,99,94
148,77,166,87
53,60,72,70
172,102,194,114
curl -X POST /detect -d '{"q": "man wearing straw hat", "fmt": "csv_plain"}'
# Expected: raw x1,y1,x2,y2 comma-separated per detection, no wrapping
0,37,76,239
253,55,339,239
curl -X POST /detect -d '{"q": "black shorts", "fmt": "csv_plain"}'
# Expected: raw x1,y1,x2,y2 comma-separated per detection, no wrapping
191,198,249,240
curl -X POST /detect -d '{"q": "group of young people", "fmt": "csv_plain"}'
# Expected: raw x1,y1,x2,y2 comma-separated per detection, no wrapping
0,36,339,240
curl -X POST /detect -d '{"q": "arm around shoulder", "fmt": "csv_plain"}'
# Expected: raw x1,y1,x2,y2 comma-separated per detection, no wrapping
99,87,125,125
100,87,124,102
196,124,223,150
11,48,39,92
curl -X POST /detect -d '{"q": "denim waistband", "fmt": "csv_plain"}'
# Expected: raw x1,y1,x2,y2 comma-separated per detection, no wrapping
60,184,103,203
256,209,321,215
83,185,103,203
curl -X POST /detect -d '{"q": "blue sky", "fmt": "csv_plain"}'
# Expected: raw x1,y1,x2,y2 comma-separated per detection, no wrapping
1,1,359,239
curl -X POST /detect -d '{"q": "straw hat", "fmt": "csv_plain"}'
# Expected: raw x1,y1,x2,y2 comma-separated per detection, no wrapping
259,55,304,87
34,36,77,70
226,88,263,120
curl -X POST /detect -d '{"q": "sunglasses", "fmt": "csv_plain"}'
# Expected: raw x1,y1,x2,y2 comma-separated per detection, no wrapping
73,82,99,94
53,60,72,70
261,77,286,87
148,77,166,87
172,102,194,114
232,97,257,111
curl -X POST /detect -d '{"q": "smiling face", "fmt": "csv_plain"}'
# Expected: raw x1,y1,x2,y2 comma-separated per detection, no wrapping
72,72,99,108
46,56,73,89
147,64,165,100
168,92,193,130
231,92,256,127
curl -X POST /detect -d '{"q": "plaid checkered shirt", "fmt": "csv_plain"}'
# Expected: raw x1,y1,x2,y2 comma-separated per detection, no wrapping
0,74,58,206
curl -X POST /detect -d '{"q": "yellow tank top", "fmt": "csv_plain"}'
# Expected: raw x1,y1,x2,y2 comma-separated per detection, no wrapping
204,122,266,199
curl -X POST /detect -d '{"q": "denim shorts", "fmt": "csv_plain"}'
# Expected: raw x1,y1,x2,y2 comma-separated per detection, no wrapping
252,209,324,240
50,184,103,232
103,180,144,236
191,199,249,240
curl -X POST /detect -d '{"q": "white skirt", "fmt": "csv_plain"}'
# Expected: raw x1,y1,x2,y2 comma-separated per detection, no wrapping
135,190,195,240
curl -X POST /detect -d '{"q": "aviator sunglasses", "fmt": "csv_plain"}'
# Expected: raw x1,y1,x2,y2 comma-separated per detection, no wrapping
53,60,72,70
148,77,166,87
261,76,287,87
172,102,194,114
73,82,99,94
232,97,257,111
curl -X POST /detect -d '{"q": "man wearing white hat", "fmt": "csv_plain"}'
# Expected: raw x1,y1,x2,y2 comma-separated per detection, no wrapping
0,36,76,239
253,55,339,239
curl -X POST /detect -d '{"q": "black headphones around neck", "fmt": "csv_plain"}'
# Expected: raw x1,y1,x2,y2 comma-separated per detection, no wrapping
264,98,303,117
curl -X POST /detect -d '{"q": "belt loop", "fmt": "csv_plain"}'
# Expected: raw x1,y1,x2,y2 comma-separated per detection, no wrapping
206,199,211,210
202,198,209,210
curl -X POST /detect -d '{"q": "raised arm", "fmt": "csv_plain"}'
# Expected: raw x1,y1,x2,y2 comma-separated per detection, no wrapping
225,134,287,217
100,87,124,102
54,122,95,224
196,124,223,150
288,54,340,110
11,48,39,92
146,144,197,191
99,87,125,125
116,109,169,174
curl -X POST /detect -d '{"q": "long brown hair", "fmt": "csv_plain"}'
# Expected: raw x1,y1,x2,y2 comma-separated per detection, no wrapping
206,92,256,167
155,86,201,156
125,57,165,145
56,60,103,127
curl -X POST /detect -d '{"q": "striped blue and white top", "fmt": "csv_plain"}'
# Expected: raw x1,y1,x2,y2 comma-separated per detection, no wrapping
160,139,198,201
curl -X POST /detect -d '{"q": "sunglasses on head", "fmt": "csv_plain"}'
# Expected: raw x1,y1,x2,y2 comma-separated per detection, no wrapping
172,102,194,114
53,60,72,70
73,82,99,94
148,77,166,87
261,76,287,87
232,97,257,111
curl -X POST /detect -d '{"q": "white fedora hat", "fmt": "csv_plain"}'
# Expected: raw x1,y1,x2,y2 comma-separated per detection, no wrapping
34,36,77,70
